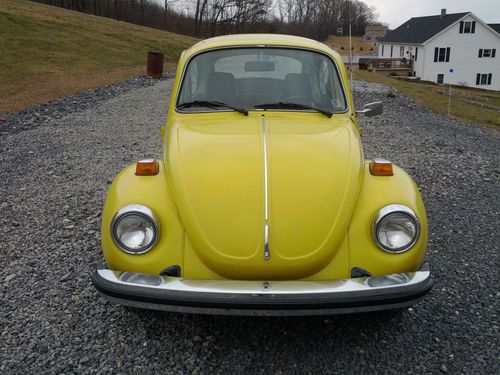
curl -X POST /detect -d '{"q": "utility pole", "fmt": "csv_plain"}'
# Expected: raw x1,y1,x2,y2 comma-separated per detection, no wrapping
348,1,353,86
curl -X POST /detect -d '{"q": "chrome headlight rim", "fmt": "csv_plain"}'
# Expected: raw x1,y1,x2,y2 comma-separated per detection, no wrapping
373,204,420,254
111,204,160,255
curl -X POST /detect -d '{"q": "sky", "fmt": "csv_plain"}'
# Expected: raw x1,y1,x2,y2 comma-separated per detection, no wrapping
362,0,500,29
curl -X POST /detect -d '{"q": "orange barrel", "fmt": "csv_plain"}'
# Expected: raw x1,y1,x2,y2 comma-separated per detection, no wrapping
147,52,164,79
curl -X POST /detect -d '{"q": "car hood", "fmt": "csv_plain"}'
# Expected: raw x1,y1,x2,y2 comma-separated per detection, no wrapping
166,112,363,279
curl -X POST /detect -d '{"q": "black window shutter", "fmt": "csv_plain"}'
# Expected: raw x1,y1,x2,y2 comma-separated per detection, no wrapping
446,47,450,62
478,49,483,58
415,47,418,61
434,47,438,62
390,45,393,57
471,21,476,33
493,49,496,58
459,21,464,33
487,73,492,85
476,73,480,85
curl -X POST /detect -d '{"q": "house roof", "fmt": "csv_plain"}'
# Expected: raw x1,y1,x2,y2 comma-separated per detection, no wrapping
380,12,469,44
488,24,500,34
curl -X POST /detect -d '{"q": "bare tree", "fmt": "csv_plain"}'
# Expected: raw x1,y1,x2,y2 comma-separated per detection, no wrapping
31,0,376,40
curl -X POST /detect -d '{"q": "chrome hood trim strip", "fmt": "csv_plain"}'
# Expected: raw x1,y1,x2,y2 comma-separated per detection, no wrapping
262,116,270,261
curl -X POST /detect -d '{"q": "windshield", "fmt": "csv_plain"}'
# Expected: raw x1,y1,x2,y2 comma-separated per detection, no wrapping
176,47,347,114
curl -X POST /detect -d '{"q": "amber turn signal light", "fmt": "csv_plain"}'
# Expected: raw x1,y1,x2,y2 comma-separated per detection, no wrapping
135,159,159,176
370,158,393,176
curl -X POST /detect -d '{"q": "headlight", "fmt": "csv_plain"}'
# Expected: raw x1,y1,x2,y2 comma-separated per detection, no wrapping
374,204,419,253
111,204,160,254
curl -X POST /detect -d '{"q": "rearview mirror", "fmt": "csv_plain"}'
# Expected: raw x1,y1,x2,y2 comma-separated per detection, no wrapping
357,101,383,116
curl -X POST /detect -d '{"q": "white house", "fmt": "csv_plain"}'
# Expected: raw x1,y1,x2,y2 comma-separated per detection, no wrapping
363,25,388,44
378,9,500,91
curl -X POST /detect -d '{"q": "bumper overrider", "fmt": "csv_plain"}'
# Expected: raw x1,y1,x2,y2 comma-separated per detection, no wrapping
92,265,433,316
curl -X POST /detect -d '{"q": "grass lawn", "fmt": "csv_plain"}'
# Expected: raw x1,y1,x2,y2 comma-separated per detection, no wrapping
354,70,500,128
0,0,198,112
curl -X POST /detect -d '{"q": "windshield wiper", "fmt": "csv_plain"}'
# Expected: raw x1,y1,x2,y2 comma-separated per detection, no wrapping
254,102,333,118
178,100,248,115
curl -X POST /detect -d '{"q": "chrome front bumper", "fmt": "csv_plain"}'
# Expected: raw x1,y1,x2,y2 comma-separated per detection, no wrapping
92,267,433,316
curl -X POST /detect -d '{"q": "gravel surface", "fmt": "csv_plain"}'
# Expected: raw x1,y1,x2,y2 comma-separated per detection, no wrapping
0,72,175,136
1,78,499,374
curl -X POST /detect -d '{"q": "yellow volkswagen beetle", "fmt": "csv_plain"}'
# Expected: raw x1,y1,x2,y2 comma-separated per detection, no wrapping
92,34,433,315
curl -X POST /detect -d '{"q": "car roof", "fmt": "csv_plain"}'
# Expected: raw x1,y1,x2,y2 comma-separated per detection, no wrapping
185,34,341,61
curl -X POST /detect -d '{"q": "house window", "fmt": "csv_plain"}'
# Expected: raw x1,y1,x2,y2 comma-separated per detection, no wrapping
475,73,492,85
366,36,371,40
434,47,451,62
478,49,496,58
459,21,476,34
438,48,446,61
400,46,404,57
437,74,444,84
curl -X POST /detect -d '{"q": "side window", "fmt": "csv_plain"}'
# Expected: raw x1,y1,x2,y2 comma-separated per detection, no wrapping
476,73,492,86
180,60,201,102
189,61,199,97
434,47,450,62
318,60,329,95
438,48,446,61
479,49,495,58
317,59,344,110
459,21,476,34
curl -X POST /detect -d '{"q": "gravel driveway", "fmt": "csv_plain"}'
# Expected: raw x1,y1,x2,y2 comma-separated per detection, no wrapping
1,78,499,374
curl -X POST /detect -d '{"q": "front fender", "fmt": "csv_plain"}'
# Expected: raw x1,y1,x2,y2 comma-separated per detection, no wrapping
348,162,428,276
101,161,184,274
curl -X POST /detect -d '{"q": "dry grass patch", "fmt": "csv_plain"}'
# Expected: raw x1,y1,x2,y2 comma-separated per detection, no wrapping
354,70,500,128
0,0,197,112
325,35,375,56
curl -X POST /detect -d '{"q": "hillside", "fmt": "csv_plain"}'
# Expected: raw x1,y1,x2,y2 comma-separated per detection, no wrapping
0,0,198,112
325,35,376,55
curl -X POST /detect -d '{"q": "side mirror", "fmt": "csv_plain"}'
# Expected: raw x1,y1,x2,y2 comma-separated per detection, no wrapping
357,101,383,116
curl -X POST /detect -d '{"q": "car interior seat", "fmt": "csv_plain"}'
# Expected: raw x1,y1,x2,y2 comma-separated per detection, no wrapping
283,73,313,103
206,72,239,106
